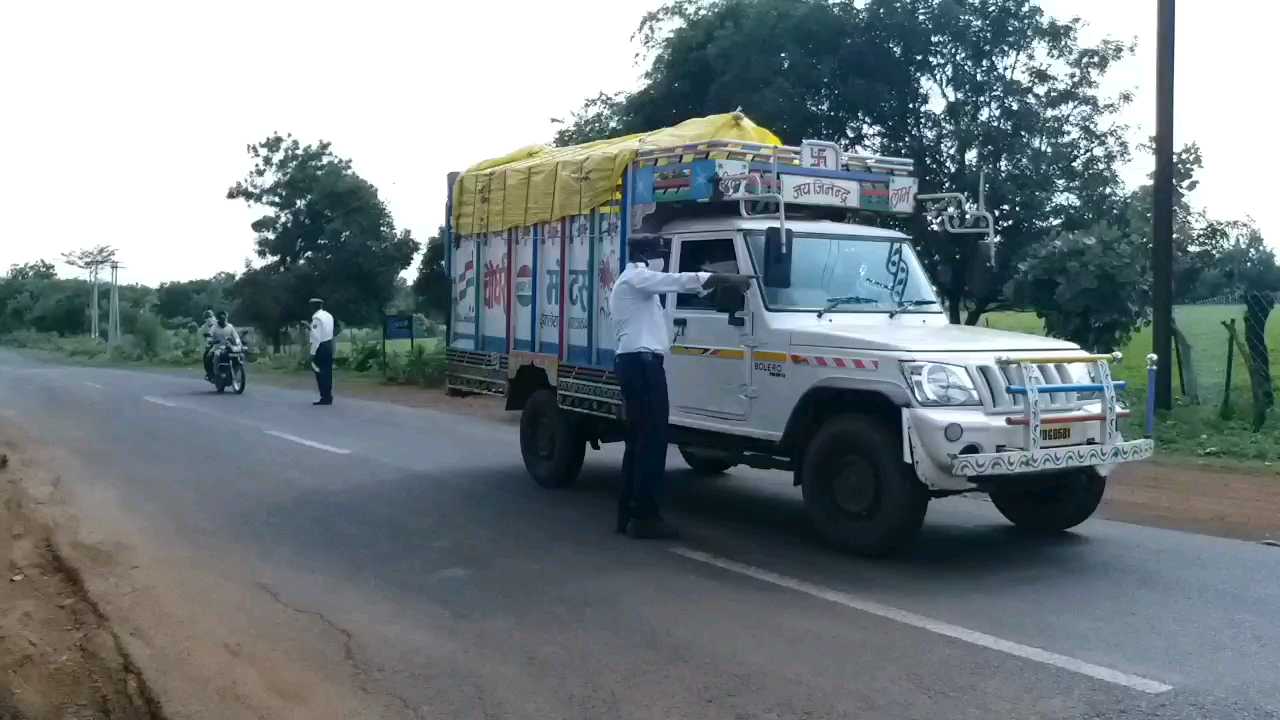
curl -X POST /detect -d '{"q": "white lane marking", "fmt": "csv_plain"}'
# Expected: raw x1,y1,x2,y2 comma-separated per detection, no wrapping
143,396,181,408
83,382,104,389
670,547,1173,695
263,430,351,455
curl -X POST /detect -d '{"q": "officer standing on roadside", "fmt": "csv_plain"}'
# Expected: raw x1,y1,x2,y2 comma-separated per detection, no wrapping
309,297,335,405
609,237,752,539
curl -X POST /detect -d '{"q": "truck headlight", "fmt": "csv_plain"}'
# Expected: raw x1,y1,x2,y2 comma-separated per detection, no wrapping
902,362,980,406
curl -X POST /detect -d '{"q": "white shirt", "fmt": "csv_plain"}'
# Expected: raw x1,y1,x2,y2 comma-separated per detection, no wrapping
609,262,709,355
310,309,335,355
208,322,241,348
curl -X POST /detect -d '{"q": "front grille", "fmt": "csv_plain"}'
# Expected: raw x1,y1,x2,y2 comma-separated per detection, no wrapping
977,362,1094,412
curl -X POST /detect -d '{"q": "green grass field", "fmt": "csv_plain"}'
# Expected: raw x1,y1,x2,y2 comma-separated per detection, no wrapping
985,306,1280,466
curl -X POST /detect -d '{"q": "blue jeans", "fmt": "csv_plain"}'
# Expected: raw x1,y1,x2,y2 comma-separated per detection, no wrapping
615,351,670,530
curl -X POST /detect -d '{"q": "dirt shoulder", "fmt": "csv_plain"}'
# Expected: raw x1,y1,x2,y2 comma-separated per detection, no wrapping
0,419,412,720
1103,460,1280,541
0,443,161,719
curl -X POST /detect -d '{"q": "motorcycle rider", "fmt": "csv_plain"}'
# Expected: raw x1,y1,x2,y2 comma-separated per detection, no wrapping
204,310,242,382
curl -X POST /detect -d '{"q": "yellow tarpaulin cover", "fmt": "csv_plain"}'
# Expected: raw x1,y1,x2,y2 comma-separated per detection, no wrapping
450,112,782,236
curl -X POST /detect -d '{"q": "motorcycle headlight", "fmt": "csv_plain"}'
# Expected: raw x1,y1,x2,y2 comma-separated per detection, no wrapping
902,362,980,406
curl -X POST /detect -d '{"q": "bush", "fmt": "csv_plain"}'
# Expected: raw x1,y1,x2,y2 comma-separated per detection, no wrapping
348,338,382,372
1005,224,1152,353
132,313,169,358
381,346,445,386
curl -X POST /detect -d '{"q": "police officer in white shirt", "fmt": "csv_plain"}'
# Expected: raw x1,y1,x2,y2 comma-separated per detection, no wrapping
309,297,336,405
608,236,752,539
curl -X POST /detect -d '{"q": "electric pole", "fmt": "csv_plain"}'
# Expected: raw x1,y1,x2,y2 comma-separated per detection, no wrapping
107,261,122,349
90,264,100,340
1152,0,1175,411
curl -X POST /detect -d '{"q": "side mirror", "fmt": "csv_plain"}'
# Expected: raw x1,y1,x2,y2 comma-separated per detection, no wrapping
763,226,794,288
714,286,747,327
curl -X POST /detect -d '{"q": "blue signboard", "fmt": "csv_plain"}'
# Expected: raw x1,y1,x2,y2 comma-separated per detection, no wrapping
385,315,413,340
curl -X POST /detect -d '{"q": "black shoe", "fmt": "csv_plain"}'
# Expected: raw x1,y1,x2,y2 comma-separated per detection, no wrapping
626,517,680,540
313,399,333,406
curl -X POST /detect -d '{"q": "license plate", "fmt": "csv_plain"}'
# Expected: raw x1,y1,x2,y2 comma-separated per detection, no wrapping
1040,426,1075,446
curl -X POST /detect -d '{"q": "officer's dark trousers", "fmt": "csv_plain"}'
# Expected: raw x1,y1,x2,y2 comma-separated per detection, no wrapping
314,339,334,402
615,351,669,531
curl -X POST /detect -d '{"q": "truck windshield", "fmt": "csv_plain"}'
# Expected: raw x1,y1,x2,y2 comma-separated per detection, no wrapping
745,231,942,314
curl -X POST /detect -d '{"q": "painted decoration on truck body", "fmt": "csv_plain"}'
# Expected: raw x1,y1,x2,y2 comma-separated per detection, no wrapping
595,209,620,366
512,225,534,351
565,214,593,363
480,231,508,352
450,234,477,350
538,220,563,356
889,176,918,213
781,174,861,209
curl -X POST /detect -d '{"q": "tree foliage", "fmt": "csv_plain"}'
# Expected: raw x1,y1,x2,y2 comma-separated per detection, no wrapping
6,260,57,281
412,226,450,320
226,134,419,332
60,245,116,274
155,272,236,324
1005,225,1151,353
557,0,1135,323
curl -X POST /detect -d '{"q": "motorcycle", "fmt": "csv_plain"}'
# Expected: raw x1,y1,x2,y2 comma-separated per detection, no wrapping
207,340,247,394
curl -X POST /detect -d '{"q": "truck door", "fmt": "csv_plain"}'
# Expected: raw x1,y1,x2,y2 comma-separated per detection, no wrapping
667,235,751,421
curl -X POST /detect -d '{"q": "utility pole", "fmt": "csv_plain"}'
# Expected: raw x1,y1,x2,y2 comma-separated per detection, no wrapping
1152,0,1175,411
107,261,122,349
89,264,100,340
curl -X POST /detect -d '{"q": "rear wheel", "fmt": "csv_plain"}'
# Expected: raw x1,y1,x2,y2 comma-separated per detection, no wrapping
520,389,585,489
798,414,928,556
678,447,736,475
989,470,1105,532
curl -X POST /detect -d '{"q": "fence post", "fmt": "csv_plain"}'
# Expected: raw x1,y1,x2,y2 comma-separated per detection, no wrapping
1220,319,1236,420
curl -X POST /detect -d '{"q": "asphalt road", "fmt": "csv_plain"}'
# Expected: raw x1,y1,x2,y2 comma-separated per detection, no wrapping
2,348,1279,719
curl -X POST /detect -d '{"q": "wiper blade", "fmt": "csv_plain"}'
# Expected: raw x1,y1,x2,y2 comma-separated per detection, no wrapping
888,299,939,318
818,295,877,318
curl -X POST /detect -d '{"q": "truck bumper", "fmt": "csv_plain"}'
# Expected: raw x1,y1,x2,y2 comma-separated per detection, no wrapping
902,408,1152,492
949,440,1154,478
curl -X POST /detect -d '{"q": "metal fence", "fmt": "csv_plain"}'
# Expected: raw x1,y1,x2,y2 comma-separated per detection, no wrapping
1172,293,1278,428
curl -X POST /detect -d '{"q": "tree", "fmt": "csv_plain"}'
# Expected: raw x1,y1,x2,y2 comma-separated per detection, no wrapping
60,244,116,338
412,226,450,321
6,260,56,281
558,0,1136,324
553,93,630,147
1005,225,1151,353
155,272,236,323
226,134,419,332
231,263,304,353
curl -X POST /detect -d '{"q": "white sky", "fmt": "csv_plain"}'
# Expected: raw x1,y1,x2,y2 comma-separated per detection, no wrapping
2,1,1276,286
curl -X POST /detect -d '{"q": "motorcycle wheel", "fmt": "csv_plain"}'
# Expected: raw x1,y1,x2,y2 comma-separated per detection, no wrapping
232,364,246,394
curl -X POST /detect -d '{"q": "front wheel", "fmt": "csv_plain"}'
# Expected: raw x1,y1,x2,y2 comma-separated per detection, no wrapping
520,389,585,489
798,414,928,556
231,363,247,394
989,470,1105,532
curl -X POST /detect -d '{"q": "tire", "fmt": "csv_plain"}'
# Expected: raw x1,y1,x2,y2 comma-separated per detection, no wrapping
989,470,1105,533
799,414,928,556
520,389,585,489
232,364,247,394
679,447,736,475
